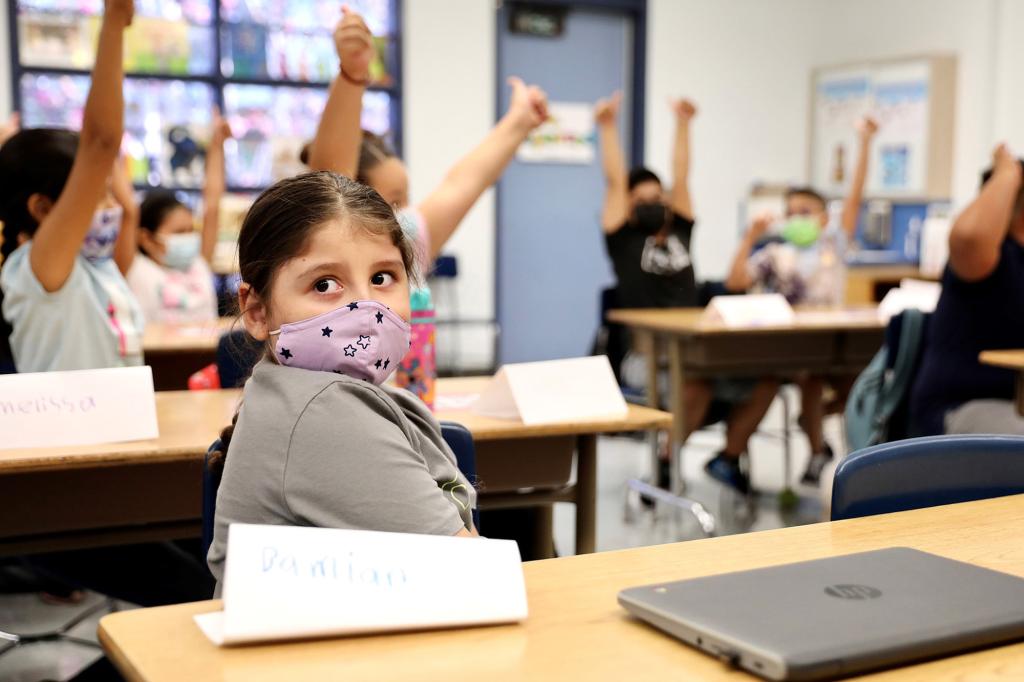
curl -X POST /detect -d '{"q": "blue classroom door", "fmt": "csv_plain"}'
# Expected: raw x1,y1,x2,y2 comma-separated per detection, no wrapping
496,5,636,364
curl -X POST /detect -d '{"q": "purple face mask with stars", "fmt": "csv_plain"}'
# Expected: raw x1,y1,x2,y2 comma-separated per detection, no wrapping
269,300,411,384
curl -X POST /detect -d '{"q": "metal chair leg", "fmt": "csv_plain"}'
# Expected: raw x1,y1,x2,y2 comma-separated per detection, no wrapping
626,478,716,537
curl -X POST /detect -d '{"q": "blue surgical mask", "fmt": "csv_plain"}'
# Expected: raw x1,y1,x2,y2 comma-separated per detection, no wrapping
80,206,123,263
162,232,201,271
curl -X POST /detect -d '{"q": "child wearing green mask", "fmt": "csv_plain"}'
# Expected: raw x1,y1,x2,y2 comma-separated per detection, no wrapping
725,116,879,486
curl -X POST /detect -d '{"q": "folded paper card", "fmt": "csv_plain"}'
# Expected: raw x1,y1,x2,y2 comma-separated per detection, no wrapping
195,524,528,645
0,366,157,450
702,293,796,328
472,355,628,424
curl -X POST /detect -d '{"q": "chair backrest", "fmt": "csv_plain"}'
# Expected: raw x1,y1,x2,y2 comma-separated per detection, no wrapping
216,330,263,389
440,421,481,531
201,423,482,559
201,439,224,559
831,434,1024,521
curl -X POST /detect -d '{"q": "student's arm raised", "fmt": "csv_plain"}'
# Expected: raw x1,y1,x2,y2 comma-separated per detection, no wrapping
840,116,878,239
669,98,697,220
948,144,1023,282
0,112,20,146
416,77,548,260
111,155,138,275
306,5,375,178
725,213,772,292
201,107,231,263
29,0,131,292
596,91,629,234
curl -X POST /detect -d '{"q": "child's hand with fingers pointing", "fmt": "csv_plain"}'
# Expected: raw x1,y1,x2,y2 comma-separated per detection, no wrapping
104,0,134,28
595,91,622,127
506,77,549,134
671,98,697,121
334,4,375,83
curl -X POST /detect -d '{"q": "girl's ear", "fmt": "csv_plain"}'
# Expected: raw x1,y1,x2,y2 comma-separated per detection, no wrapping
239,282,270,341
26,194,54,224
137,229,162,262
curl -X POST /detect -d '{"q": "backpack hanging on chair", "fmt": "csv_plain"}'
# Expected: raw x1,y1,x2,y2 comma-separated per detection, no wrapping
846,309,928,452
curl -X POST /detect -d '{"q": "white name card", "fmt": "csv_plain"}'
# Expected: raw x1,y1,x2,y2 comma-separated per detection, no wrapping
195,524,528,646
702,294,796,328
0,366,158,450
472,355,628,425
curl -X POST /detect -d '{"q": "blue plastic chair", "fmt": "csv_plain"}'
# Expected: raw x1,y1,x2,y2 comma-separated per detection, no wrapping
831,435,1024,521
201,422,481,558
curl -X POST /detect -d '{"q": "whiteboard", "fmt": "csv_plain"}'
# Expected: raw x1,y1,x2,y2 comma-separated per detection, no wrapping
811,59,933,198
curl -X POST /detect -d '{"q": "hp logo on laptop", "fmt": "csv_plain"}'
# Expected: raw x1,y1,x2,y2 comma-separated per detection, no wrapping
824,584,882,600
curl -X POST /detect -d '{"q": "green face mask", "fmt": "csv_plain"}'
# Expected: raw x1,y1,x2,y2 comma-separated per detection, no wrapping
781,216,822,247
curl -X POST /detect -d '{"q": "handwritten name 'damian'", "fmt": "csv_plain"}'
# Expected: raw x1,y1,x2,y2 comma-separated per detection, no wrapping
261,546,409,589
0,395,98,416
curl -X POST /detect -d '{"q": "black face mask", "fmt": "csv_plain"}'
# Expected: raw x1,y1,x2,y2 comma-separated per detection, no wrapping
633,203,667,235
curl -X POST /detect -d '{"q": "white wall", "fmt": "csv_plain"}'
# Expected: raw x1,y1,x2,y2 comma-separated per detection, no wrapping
403,0,496,371
647,0,1024,281
0,2,10,117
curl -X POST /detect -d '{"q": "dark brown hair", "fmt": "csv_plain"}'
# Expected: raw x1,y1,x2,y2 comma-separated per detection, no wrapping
785,186,827,211
210,171,416,471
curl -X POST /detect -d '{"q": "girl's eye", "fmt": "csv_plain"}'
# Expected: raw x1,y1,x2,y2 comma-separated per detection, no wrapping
313,278,341,294
371,271,396,287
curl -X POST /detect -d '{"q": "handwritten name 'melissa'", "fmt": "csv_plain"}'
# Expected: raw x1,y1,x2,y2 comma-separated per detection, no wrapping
0,395,98,417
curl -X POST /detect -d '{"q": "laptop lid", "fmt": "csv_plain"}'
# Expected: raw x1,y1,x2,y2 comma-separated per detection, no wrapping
618,547,1024,681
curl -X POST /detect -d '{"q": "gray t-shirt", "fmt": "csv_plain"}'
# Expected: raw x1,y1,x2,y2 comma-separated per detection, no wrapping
207,360,476,588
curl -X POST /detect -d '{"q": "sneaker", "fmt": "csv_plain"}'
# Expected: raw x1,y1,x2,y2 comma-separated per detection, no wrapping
801,444,834,485
704,452,750,494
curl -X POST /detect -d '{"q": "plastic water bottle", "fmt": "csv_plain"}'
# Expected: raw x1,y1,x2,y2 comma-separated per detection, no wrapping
395,287,437,410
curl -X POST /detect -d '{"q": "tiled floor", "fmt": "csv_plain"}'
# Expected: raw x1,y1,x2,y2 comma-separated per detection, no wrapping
0,388,844,681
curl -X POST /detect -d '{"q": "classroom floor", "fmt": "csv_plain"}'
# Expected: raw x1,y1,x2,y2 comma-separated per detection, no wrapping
1,388,841,682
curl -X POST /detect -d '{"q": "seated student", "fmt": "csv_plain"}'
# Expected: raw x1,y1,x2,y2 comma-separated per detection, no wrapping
726,117,878,485
0,2,143,374
0,0,213,607
596,91,778,494
127,108,231,323
911,145,1024,436
207,172,477,589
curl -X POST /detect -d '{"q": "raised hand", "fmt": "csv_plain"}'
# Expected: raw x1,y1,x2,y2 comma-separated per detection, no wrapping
856,115,879,141
104,0,134,28
0,112,20,145
670,98,697,122
334,4,375,83
595,91,622,127
993,143,1022,186
210,105,232,144
505,76,549,134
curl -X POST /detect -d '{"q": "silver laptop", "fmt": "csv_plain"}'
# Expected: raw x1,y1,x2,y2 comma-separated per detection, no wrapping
618,547,1024,681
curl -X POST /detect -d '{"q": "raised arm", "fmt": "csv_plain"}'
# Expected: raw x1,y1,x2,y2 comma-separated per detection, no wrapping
596,91,629,234
840,116,878,239
201,107,231,263
111,155,138,275
306,6,375,178
29,0,131,292
947,144,1023,282
725,213,771,292
416,77,548,260
669,98,697,220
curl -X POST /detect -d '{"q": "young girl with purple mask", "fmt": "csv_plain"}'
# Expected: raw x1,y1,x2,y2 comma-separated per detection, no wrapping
206,172,477,590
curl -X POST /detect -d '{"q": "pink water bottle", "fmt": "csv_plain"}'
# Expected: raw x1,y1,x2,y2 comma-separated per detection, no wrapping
395,287,436,410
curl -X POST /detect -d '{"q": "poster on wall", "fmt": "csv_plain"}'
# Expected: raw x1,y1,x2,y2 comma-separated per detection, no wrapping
516,101,595,165
811,59,932,198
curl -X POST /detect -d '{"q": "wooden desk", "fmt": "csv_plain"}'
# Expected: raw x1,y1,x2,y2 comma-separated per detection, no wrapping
845,264,927,305
1,380,670,557
606,307,884,453
98,494,1024,682
142,318,236,391
979,350,1024,417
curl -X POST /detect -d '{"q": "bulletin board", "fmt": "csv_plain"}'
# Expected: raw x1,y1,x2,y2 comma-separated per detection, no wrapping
809,55,956,201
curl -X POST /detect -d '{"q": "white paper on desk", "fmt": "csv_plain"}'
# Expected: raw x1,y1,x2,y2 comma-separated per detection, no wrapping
878,280,941,321
472,355,628,425
0,366,157,450
702,294,796,328
197,524,528,646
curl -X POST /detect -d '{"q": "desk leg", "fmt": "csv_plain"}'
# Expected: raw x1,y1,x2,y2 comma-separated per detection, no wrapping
643,331,659,409
575,434,597,555
667,337,686,495
1017,372,1024,418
